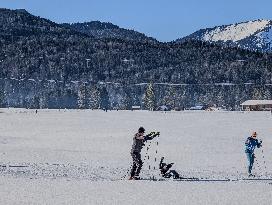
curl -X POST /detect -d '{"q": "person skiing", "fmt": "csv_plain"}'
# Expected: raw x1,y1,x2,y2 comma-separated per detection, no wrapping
245,131,262,176
129,127,159,180
159,157,180,179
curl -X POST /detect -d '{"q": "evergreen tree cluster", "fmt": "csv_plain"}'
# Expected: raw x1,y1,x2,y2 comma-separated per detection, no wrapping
0,8,271,109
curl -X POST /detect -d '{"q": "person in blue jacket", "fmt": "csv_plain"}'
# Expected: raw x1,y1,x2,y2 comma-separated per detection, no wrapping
245,131,262,176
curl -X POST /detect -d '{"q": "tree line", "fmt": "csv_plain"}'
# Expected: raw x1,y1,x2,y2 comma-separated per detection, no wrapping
0,8,271,109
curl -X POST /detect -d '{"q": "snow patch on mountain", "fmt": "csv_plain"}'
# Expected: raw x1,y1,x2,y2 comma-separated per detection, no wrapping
178,19,272,52
202,20,270,42
255,25,272,49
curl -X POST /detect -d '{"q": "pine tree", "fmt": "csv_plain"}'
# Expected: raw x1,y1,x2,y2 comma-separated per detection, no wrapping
87,85,101,109
216,89,225,107
252,87,263,100
32,96,40,109
77,83,87,109
163,86,176,109
0,90,3,107
100,87,110,110
122,92,132,110
144,83,156,111
263,88,271,100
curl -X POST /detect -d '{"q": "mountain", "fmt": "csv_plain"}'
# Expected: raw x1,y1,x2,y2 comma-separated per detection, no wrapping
62,21,157,43
177,19,272,52
0,8,81,38
0,8,271,110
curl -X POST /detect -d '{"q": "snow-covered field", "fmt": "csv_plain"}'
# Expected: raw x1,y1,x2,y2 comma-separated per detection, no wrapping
0,109,272,205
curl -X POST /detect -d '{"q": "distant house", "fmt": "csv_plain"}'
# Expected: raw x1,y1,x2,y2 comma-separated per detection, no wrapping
241,100,272,111
131,105,141,110
206,107,219,111
206,106,227,111
189,105,206,110
157,105,170,111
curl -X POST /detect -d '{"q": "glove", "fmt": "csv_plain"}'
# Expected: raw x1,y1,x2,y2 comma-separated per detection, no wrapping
152,132,160,138
146,132,155,138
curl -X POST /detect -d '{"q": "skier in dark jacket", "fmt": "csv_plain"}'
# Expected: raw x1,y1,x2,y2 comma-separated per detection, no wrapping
159,157,180,179
245,131,262,176
129,127,159,180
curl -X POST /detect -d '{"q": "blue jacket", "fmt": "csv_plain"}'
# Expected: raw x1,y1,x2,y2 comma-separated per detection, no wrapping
245,137,262,153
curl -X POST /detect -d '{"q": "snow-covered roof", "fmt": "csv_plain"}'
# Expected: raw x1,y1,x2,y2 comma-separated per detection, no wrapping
241,100,272,106
132,105,141,108
189,105,205,110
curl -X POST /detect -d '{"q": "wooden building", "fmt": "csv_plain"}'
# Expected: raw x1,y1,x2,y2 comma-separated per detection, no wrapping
131,105,141,110
241,100,272,111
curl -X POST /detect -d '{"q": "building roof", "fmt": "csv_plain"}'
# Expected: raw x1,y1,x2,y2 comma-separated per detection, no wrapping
189,105,205,110
241,100,272,106
132,105,141,108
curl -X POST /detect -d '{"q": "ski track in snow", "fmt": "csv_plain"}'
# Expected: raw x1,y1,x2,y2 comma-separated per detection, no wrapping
0,108,272,204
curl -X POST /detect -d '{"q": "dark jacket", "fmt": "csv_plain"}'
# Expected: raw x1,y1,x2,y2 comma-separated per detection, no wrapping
159,157,174,174
245,137,262,153
131,133,154,153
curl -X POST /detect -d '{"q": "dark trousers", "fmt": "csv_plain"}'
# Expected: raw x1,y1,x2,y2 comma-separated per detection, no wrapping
163,170,180,179
130,152,143,177
246,152,255,174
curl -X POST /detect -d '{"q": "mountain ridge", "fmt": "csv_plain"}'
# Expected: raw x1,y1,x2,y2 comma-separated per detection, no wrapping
62,21,157,43
2,7,272,51
0,8,271,110
177,19,272,52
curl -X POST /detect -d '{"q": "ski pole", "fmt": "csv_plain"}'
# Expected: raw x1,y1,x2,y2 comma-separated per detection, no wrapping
148,141,153,180
261,147,267,175
154,134,159,168
254,157,261,175
151,133,160,180
122,165,131,180
143,141,152,178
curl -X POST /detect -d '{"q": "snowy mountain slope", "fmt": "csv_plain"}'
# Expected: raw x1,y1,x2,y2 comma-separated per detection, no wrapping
178,19,272,52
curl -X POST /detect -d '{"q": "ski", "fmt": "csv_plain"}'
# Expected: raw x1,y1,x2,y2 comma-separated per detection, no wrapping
238,178,272,181
127,177,272,182
0,165,28,168
174,178,231,182
128,177,231,182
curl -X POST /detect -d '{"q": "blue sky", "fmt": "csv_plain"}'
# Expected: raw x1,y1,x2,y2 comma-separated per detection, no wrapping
1,0,272,42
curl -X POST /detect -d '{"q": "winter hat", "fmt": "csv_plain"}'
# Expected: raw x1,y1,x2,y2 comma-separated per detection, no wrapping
138,127,145,133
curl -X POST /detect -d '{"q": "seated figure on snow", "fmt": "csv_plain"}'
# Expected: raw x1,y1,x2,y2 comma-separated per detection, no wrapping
159,157,180,179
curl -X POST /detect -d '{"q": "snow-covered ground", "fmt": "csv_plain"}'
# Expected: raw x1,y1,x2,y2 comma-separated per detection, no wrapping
0,109,272,204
